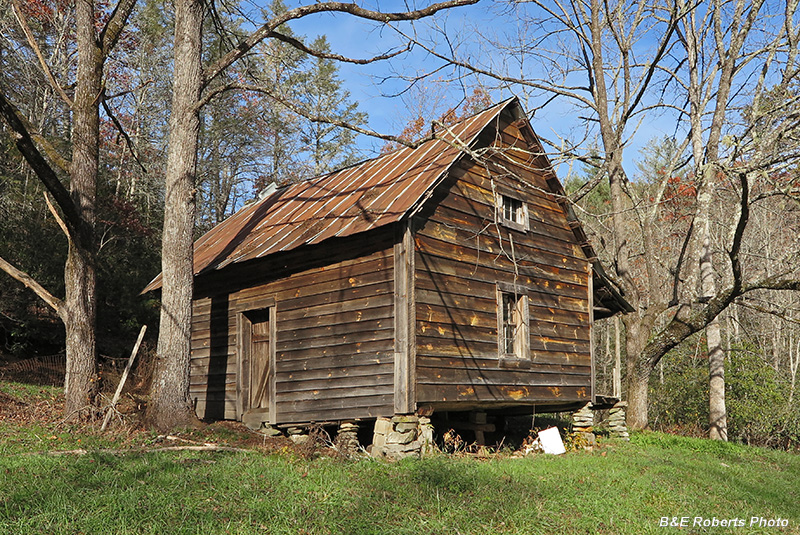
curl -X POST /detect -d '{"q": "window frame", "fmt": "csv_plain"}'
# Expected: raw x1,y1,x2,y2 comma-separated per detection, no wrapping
496,193,530,232
496,282,531,363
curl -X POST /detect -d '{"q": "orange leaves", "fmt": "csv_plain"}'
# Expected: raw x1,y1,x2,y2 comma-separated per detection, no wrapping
382,87,494,153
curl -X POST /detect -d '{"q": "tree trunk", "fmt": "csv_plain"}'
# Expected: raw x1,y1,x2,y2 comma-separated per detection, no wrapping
624,314,651,430
147,0,204,431
63,0,102,420
63,247,98,418
627,369,650,431
699,175,727,441
707,316,727,440
613,315,621,398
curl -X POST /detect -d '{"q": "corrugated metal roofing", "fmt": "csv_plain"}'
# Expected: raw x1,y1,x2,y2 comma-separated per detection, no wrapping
144,99,513,291
143,98,632,317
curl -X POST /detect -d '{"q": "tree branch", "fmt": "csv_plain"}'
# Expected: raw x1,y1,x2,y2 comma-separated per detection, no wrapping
0,91,84,247
727,170,749,290
735,300,800,327
644,272,800,372
0,93,72,174
101,91,147,173
620,1,685,125
44,192,71,242
10,0,74,108
195,83,426,148
0,255,64,315
100,0,139,57
269,30,409,64
391,26,598,110
201,0,479,89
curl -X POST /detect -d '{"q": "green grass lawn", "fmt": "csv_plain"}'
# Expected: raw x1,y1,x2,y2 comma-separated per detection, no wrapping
1,382,798,534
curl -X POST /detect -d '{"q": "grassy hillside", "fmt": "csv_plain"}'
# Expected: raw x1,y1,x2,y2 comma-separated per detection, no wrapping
1,382,798,534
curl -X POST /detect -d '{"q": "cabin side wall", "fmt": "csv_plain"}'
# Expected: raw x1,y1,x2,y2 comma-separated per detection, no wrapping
413,117,593,410
189,230,397,424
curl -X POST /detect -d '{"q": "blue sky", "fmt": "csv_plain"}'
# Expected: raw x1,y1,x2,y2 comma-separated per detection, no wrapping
267,0,680,181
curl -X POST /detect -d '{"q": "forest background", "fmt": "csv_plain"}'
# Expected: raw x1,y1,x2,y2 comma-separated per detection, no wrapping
1,0,799,447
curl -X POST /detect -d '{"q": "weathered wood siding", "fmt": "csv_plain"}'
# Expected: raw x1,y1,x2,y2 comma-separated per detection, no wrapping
414,117,593,409
189,231,396,424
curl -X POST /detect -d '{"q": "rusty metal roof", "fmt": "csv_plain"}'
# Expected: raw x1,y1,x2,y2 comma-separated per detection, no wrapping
144,99,514,292
143,97,632,317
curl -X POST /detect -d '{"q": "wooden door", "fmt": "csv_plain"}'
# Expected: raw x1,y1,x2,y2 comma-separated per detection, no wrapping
239,307,274,425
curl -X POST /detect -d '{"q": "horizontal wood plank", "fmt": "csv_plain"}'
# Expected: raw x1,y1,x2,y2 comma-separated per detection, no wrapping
416,234,589,289
277,372,394,393
416,367,590,387
278,393,394,415
415,272,589,314
279,363,394,383
276,383,394,403
415,249,589,300
416,355,590,372
417,383,590,405
276,347,394,370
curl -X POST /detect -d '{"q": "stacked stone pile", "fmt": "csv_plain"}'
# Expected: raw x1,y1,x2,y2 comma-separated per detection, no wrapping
572,403,594,433
608,401,629,440
571,403,596,448
418,416,435,456
371,415,432,460
335,422,361,457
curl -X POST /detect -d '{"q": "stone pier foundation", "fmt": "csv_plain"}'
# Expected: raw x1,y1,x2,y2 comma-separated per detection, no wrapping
572,403,597,448
335,421,360,457
608,401,629,440
371,415,434,460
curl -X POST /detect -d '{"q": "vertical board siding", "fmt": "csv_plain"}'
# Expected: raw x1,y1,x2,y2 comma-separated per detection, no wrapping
414,117,592,407
189,241,396,424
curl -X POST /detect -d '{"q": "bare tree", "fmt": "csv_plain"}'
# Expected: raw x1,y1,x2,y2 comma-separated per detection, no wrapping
0,0,138,420
668,0,800,439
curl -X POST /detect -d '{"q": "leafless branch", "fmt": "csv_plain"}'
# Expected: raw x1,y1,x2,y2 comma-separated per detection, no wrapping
44,192,71,242
101,91,148,173
269,31,409,64
105,80,155,101
735,300,800,327
201,0,479,89
196,82,427,148
10,0,74,108
99,0,139,57
0,255,64,315
390,25,597,110
727,170,749,290
0,91,85,247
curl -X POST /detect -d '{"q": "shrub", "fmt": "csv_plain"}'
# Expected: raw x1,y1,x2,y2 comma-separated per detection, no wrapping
726,348,800,449
649,340,800,450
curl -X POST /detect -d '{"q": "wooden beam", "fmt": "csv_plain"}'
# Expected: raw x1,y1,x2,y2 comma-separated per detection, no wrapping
394,221,416,414
588,262,595,402
101,325,147,431
269,304,277,425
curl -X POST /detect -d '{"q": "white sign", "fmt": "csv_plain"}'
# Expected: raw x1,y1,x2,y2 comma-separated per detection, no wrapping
538,427,566,455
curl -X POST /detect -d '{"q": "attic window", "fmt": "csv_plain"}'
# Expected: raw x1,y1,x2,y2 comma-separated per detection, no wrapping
497,285,530,360
498,194,529,231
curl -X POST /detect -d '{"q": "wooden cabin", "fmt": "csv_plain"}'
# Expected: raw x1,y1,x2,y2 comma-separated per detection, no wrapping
145,98,630,432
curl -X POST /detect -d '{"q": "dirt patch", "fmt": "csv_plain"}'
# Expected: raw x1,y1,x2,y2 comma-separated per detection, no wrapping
0,384,300,454
0,388,64,426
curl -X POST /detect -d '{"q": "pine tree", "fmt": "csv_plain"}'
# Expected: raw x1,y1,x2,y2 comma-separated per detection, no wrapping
297,36,367,176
